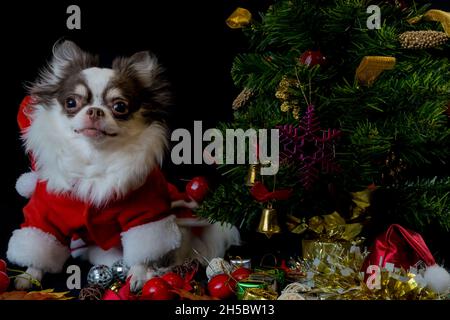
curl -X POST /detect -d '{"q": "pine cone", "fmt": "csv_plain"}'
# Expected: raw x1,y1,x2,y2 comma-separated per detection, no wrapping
232,87,254,110
399,30,449,49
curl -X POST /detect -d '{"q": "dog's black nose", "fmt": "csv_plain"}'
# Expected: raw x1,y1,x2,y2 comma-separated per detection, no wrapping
86,107,105,120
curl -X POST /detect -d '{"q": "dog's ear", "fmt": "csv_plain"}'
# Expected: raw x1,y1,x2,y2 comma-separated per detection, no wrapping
113,51,172,116
113,51,163,88
29,40,98,102
50,41,98,79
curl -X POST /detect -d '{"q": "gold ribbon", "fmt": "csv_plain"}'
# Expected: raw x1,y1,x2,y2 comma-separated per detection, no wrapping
350,187,373,220
242,288,278,300
408,9,450,36
356,56,396,86
307,211,363,241
286,214,309,234
226,8,252,29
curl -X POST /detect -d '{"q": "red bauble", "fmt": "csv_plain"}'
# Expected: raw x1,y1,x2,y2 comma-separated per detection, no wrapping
141,277,176,300
299,50,326,67
0,259,6,273
207,274,236,299
0,271,10,293
185,177,209,202
103,280,134,300
162,272,185,289
231,268,252,281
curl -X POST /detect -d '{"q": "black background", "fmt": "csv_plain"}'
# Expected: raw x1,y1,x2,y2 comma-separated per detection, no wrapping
0,0,449,287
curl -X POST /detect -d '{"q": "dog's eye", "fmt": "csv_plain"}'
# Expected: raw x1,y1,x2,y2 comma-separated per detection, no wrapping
112,101,129,115
65,97,78,109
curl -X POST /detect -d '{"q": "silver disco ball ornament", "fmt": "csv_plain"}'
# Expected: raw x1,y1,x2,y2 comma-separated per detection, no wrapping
87,265,113,289
111,259,130,282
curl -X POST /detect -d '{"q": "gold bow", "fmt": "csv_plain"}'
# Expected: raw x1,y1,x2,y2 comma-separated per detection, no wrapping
226,8,252,29
308,211,363,241
350,187,373,220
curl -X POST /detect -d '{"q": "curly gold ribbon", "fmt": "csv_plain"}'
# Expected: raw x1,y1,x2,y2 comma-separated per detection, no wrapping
408,9,450,36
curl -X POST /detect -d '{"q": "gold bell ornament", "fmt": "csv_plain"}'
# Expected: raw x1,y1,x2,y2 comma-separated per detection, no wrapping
257,204,281,238
245,164,260,187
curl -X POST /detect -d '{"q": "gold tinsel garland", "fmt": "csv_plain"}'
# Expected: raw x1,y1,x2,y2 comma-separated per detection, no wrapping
275,76,301,119
288,245,445,300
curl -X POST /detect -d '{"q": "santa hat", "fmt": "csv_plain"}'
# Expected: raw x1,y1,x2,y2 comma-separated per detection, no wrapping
363,224,450,294
16,96,38,198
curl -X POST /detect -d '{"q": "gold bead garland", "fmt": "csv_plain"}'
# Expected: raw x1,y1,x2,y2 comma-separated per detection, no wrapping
399,30,449,49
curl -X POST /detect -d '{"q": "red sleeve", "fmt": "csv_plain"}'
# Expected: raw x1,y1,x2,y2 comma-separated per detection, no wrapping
117,168,172,232
21,181,70,245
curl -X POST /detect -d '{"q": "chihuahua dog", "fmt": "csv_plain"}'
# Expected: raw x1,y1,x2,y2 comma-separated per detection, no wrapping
7,41,239,291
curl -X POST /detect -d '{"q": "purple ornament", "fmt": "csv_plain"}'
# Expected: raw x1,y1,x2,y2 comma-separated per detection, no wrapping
277,105,341,189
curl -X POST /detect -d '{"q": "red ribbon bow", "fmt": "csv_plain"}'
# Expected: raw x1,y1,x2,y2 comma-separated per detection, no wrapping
250,182,293,202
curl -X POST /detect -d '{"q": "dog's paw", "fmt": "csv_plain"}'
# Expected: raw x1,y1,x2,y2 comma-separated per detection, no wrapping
14,267,43,290
128,264,152,292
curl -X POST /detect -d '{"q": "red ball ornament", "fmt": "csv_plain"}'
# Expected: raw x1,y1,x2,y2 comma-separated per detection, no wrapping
207,274,236,299
0,259,7,273
141,277,176,300
185,177,209,202
231,267,252,281
162,272,185,289
0,271,10,293
299,50,326,67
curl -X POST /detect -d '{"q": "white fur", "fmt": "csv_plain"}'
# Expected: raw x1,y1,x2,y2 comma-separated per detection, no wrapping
15,171,38,198
121,215,182,266
82,68,115,106
193,223,241,262
86,246,123,267
173,222,241,266
424,264,450,294
7,227,70,273
23,102,167,207
70,238,88,259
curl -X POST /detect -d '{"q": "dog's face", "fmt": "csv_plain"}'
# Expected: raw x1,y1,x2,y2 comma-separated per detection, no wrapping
24,41,172,203
30,41,171,147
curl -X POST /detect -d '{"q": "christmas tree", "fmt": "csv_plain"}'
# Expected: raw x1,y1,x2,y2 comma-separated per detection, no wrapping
198,0,450,261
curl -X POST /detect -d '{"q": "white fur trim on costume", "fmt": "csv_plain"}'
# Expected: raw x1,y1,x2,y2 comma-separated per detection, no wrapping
424,264,450,294
121,215,181,266
176,217,212,227
87,246,123,267
7,227,70,273
70,238,88,259
15,171,38,198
